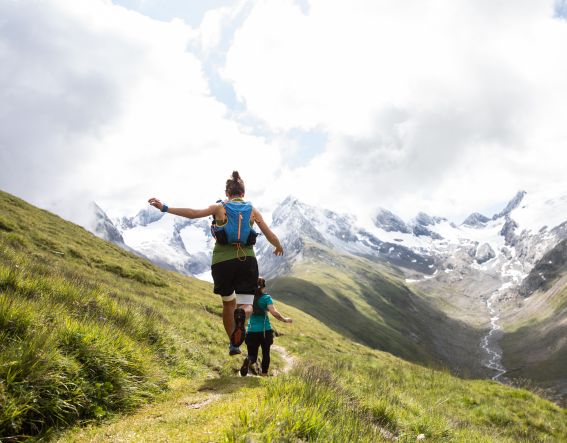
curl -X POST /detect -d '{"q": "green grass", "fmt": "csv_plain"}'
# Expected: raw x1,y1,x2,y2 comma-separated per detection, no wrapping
500,284,567,400
1,189,566,442
0,191,235,439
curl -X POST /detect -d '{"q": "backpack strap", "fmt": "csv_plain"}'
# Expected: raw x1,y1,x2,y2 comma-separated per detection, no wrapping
252,293,267,316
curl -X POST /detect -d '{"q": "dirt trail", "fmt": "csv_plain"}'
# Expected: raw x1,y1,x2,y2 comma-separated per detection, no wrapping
183,345,295,412
56,346,297,442
272,344,295,375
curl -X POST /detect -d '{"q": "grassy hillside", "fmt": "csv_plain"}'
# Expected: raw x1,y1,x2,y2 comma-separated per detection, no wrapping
1,189,566,441
501,273,567,406
271,241,486,376
0,190,242,439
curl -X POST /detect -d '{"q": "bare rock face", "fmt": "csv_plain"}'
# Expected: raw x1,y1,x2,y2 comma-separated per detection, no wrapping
519,238,567,296
500,216,519,246
91,202,126,244
410,212,444,240
493,190,526,219
374,208,411,233
462,212,490,227
475,243,496,264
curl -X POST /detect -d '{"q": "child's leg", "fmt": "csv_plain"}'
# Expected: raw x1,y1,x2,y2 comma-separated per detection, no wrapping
260,330,274,374
245,332,261,364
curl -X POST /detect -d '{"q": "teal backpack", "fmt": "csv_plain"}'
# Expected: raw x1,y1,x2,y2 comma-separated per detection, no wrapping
211,200,259,246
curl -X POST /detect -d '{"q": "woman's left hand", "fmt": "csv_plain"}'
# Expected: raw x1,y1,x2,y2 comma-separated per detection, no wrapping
148,197,164,211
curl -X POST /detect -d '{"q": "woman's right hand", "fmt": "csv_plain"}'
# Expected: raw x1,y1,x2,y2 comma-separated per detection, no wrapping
285,317,293,323
274,245,284,256
148,197,163,211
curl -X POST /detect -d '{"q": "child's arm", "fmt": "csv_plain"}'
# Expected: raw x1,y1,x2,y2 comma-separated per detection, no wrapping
267,304,292,323
148,198,222,219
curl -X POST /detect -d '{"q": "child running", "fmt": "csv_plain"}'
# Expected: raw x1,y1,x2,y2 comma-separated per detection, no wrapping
240,277,292,377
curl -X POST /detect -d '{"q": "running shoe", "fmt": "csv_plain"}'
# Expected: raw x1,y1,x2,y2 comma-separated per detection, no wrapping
229,344,241,356
230,307,246,347
249,361,260,376
240,357,250,376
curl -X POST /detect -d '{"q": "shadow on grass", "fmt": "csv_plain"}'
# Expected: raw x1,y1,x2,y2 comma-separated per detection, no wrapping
271,275,486,378
198,375,262,395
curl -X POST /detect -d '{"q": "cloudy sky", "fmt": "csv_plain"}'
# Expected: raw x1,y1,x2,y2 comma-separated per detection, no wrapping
1,0,566,226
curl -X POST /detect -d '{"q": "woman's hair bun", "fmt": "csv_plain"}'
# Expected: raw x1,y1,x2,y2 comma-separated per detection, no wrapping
226,170,245,196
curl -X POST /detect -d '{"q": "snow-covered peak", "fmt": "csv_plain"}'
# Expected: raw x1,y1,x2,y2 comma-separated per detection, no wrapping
95,189,567,290
132,206,165,227
271,196,359,246
505,190,567,234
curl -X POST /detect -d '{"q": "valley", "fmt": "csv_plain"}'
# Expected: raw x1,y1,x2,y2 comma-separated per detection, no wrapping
104,190,567,404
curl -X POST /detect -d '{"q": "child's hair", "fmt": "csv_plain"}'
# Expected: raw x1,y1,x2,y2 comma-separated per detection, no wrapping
225,171,245,197
255,277,266,296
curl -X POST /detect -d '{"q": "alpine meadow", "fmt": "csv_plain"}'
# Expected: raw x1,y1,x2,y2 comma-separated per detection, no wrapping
1,190,566,441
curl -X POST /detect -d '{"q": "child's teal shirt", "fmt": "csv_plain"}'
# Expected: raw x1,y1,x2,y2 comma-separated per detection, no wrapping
247,294,273,333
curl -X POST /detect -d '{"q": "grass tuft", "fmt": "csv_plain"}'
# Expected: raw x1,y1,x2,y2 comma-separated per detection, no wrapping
0,215,17,232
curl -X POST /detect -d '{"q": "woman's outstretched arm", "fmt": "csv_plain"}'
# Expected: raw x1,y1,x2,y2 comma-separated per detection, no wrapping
148,198,221,219
252,208,284,256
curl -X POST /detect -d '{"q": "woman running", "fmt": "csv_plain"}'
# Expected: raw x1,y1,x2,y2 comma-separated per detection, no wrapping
148,171,284,356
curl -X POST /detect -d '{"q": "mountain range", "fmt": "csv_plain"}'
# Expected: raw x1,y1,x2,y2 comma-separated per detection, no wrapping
91,190,567,402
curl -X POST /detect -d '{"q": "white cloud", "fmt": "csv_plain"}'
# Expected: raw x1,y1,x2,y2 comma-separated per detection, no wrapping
0,0,281,222
222,0,567,221
1,0,566,228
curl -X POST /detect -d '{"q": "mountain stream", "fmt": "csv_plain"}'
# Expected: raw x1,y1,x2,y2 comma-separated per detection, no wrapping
480,290,507,380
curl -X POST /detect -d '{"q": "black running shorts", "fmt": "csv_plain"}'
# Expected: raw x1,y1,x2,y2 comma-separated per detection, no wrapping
211,257,259,297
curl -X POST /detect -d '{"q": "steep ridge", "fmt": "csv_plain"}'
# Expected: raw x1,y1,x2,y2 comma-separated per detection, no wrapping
1,189,566,441
499,240,567,405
